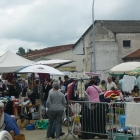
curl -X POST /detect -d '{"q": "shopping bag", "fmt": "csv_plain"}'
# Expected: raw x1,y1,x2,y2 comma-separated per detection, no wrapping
26,124,35,130
73,124,81,135
35,120,49,130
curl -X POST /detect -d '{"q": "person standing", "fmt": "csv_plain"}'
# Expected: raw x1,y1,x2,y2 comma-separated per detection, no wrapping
86,79,102,102
63,75,69,94
9,78,21,98
33,80,43,99
42,79,52,108
99,80,106,91
107,76,117,91
46,82,66,140
58,77,63,87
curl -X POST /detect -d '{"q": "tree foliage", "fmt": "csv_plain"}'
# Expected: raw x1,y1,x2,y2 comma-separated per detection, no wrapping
16,47,34,55
28,49,34,53
16,47,26,55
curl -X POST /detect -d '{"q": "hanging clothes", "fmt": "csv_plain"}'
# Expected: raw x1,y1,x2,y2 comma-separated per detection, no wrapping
67,82,75,101
122,75,136,93
38,73,50,82
71,82,78,101
136,76,140,89
77,81,85,98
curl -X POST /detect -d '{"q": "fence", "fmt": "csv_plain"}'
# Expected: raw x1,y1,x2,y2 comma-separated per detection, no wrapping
64,101,140,140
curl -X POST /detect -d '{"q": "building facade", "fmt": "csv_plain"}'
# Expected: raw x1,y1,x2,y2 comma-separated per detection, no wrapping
22,44,85,72
73,20,140,79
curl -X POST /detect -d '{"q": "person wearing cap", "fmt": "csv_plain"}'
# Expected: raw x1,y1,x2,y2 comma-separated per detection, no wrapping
0,102,20,136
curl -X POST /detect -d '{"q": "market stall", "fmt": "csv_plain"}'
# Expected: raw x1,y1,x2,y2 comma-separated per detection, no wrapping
0,51,34,73
109,62,140,75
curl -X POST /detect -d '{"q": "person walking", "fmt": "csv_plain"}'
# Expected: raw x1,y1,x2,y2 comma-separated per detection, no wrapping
46,82,66,140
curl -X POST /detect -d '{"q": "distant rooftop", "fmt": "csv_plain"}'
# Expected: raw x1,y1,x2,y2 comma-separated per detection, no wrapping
96,20,140,33
22,44,73,60
73,20,140,47
123,49,140,59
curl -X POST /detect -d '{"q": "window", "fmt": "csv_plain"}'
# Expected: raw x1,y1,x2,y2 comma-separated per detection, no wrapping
123,40,131,47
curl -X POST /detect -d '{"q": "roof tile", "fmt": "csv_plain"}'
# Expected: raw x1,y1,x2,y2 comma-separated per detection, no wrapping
123,49,140,59
22,44,73,60
96,20,140,33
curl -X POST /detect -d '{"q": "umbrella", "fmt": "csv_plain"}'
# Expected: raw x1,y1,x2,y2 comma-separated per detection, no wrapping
129,67,140,75
34,59,74,68
17,64,64,75
109,62,140,74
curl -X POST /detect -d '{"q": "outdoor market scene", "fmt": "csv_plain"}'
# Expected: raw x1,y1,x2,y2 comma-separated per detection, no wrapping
0,51,140,140
0,1,140,140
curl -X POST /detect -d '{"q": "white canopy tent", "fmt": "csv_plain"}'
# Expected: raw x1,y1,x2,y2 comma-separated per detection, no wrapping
0,51,34,73
34,59,74,68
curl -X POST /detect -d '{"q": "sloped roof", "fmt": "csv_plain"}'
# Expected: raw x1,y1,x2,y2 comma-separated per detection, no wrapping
22,44,73,60
123,49,140,59
96,20,140,33
73,20,140,48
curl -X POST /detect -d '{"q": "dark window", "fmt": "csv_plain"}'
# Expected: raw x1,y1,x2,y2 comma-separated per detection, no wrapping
123,40,131,47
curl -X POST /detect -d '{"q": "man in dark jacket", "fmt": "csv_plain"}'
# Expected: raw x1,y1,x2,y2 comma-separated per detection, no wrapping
63,75,69,94
42,78,52,108
9,78,21,98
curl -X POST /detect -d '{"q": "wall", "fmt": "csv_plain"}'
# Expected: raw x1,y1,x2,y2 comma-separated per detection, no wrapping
95,42,118,80
95,23,115,41
72,23,140,80
73,39,84,55
116,33,140,63
83,23,118,79
34,49,85,72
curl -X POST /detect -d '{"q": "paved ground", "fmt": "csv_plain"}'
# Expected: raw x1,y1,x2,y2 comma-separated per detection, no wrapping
20,126,107,140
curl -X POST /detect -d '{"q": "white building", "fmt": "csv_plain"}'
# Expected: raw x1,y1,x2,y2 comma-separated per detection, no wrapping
22,44,85,72
73,20,140,79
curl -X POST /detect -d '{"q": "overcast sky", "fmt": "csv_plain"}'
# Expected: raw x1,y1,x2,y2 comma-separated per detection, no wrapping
0,0,139,55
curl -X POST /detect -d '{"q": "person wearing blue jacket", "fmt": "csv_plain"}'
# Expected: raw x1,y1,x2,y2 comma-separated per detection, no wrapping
0,102,20,136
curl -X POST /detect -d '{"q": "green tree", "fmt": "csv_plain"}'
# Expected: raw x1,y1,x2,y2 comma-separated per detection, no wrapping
28,49,34,53
16,47,25,55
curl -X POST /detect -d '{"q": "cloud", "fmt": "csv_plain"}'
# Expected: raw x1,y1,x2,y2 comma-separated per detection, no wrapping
0,0,139,55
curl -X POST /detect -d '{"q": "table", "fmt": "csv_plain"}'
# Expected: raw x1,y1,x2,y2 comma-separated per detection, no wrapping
13,103,41,119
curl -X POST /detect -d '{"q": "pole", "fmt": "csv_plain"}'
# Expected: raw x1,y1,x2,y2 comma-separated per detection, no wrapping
92,0,96,73
27,48,28,59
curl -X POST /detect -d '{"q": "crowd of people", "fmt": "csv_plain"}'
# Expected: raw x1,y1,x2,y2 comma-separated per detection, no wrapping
0,74,140,140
